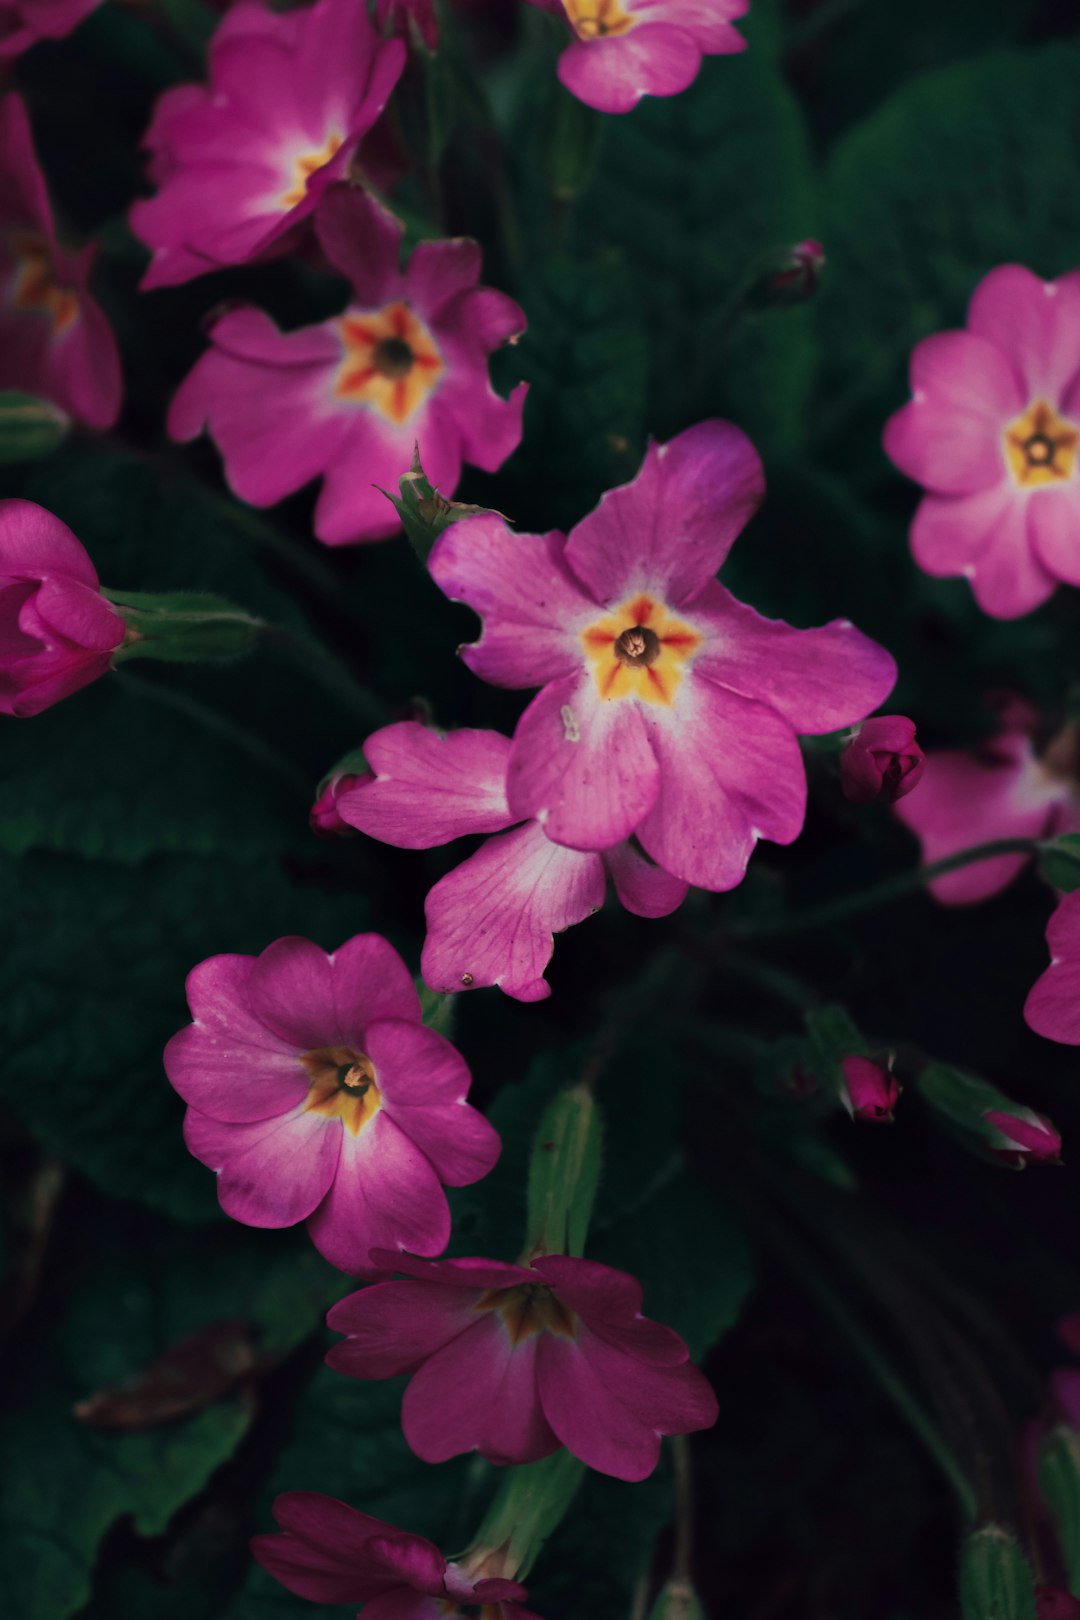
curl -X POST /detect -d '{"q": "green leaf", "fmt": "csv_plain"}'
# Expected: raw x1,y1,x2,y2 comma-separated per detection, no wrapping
0,392,68,462
1039,834,1080,894
1040,1427,1080,1597
524,1085,602,1259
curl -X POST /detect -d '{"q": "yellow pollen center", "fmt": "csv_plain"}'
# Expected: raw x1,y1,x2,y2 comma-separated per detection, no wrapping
334,301,443,425
1004,398,1080,487
561,0,637,38
582,592,701,706
300,1044,382,1136
473,1283,577,1345
280,131,345,209
9,231,79,334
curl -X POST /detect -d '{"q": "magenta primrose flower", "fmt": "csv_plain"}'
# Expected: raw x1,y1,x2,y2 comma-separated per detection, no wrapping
130,0,405,289
169,186,526,545
0,93,122,429
0,0,98,60
840,715,924,806
525,0,748,115
253,1492,539,1620
163,933,501,1276
1025,891,1080,1046
884,264,1080,619
327,1251,718,1481
0,499,125,718
428,422,896,890
337,721,687,1002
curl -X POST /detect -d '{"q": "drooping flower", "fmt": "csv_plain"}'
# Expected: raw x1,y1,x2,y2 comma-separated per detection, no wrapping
0,0,98,60
983,1107,1062,1167
327,1250,718,1481
168,186,526,545
163,933,501,1276
129,0,405,289
524,0,748,115
1025,891,1080,1046
839,1055,900,1123
377,0,438,51
337,721,687,1001
840,715,924,805
884,265,1080,619
0,498,125,717
0,93,122,429
427,422,896,890
894,703,1080,904
252,1492,539,1619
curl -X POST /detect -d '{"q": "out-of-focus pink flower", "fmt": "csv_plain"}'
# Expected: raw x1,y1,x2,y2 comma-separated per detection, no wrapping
983,1107,1062,1167
428,422,896,890
338,721,687,1002
163,933,500,1276
839,1055,899,1123
1036,1589,1080,1620
0,0,98,60
884,264,1080,619
524,0,748,115
1026,891,1080,1046
310,772,366,838
377,0,438,50
169,186,525,545
0,94,122,429
894,707,1080,905
327,1250,718,1480
840,715,924,805
0,498,125,717
252,1492,538,1619
130,0,405,289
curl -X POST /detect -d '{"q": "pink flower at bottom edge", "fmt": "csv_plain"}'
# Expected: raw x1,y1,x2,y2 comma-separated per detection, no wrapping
335,720,689,1002
163,933,501,1277
1026,890,1080,1046
326,1251,718,1482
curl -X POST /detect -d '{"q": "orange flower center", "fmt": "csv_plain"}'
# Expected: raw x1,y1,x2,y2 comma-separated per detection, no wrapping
561,0,637,38
300,1044,382,1136
1003,398,1080,487
279,131,345,209
581,592,701,706
473,1283,577,1345
9,231,79,334
334,301,443,425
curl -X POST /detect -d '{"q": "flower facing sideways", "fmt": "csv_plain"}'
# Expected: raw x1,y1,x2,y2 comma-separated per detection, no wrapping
169,186,525,544
428,421,896,891
163,933,500,1276
327,1251,718,1481
337,721,687,1001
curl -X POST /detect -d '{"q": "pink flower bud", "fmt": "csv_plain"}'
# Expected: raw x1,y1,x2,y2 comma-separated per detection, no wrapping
1036,1587,1080,1620
770,238,826,300
840,1055,900,1123
984,1108,1062,1167
841,715,925,805
309,772,367,838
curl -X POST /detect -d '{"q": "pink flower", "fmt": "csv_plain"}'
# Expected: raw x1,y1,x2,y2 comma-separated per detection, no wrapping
983,1108,1062,1167
428,422,896,890
0,499,125,717
884,264,1080,619
0,0,98,60
169,186,526,545
327,1251,718,1480
310,772,366,838
1026,891,1080,1046
129,0,405,289
1037,1589,1080,1620
524,0,748,115
252,1492,538,1619
337,721,687,1001
377,0,438,50
163,933,501,1276
839,1055,899,1123
840,715,924,805
894,707,1080,904
0,93,122,429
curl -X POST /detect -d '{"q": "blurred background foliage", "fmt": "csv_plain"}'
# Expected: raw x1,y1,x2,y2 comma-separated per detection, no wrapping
6,1,1080,1617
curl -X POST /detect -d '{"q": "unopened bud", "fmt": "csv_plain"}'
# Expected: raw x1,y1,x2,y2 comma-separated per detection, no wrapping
747,239,826,310
984,1108,1062,1167
840,715,925,805
919,1063,1062,1169
959,1525,1038,1620
840,1054,900,1124
310,749,370,837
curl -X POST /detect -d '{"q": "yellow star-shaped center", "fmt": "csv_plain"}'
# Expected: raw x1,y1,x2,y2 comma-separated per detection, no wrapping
333,301,443,425
561,0,637,37
9,231,79,334
581,591,701,706
1004,398,1080,487
300,1044,382,1136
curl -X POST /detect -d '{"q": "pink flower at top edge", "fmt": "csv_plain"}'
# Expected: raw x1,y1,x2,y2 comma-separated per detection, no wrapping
1026,890,1080,1046
839,1055,899,1123
0,499,125,717
168,185,526,545
894,705,1080,904
163,933,501,1277
130,0,406,289
0,0,98,60
336,720,688,1002
0,93,122,429
252,1492,540,1620
524,0,748,115
377,0,438,51
326,1250,718,1481
884,264,1080,619
840,715,924,805
427,422,896,890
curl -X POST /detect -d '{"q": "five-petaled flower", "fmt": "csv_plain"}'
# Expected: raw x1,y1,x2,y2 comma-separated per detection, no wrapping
428,421,896,891
884,264,1080,618
168,185,526,544
130,0,405,288
163,933,501,1276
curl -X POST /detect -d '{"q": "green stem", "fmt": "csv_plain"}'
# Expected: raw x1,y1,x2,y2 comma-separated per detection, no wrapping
671,1435,695,1583
200,490,361,627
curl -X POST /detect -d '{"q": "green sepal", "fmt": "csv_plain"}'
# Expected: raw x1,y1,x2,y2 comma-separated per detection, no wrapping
468,1450,586,1582
1040,1427,1080,1596
647,1579,706,1620
105,590,261,664
315,744,371,798
805,1004,869,1108
1039,834,1080,894
917,1063,1054,1169
958,1525,1037,1620
418,982,456,1042
0,392,68,463
384,447,507,566
524,1085,602,1261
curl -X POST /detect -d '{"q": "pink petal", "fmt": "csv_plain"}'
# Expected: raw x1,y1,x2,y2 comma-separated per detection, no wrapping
883,330,1023,495
404,236,482,317
313,184,404,308
337,722,514,848
1025,892,1080,1045
364,1019,500,1185
557,24,702,115
326,1278,480,1379
1028,487,1080,588
255,1493,437,1605
531,1254,689,1366
306,1111,451,1276
401,1314,558,1465
247,935,338,1049
968,265,1080,404
367,1252,535,1290
314,409,427,545
0,93,53,231
910,485,1056,620
0,499,98,585
184,1104,341,1227
31,577,124,652
601,840,688,918
329,933,422,1044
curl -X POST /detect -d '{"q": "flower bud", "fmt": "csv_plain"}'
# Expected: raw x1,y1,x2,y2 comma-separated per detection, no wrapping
959,1525,1038,1620
919,1063,1062,1170
310,772,366,838
839,1054,900,1123
840,715,925,805
1037,1588,1080,1619
747,239,826,309
984,1108,1062,1167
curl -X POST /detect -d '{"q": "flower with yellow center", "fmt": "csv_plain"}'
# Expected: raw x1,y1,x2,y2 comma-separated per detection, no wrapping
334,301,443,426
581,591,701,706
300,1044,382,1135
9,231,79,334
1004,398,1080,488
279,130,345,210
561,0,637,39
472,1282,577,1344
